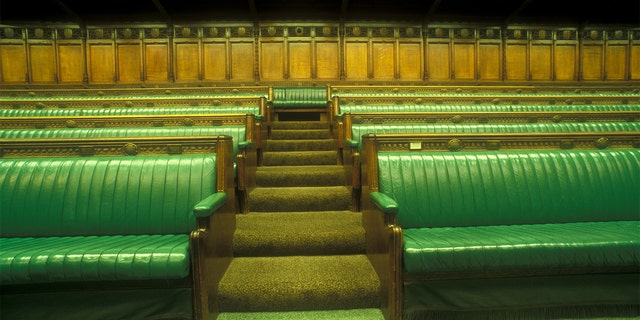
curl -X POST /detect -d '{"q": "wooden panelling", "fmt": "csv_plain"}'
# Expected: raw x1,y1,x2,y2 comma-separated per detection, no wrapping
117,44,142,83
289,41,312,79
316,41,339,79
231,42,254,81
1,23,637,84
631,30,640,80
203,42,227,81
505,29,528,80
58,45,84,83
372,42,394,79
260,41,285,80
345,42,368,80
398,43,422,80
554,29,578,81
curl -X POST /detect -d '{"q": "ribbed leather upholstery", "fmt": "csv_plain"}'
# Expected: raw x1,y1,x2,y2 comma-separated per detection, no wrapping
1,155,217,236
339,104,640,115
0,106,261,117
377,150,640,274
273,87,327,109
0,155,218,284
0,126,246,156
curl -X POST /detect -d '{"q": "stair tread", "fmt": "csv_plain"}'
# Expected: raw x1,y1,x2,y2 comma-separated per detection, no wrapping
234,211,365,256
217,308,385,320
218,255,380,312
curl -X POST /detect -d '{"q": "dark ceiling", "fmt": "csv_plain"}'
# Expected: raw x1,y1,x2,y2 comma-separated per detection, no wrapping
1,0,639,25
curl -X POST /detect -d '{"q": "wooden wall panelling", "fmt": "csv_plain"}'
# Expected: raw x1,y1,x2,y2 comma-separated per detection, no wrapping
315,26,340,79
631,29,640,80
371,27,395,80
55,27,85,84
554,28,579,81
287,26,312,80
259,25,285,80
477,27,502,80
581,28,605,80
173,26,201,82
426,26,452,80
529,28,553,81
505,27,529,80
143,26,170,83
604,28,630,80
229,25,255,81
344,25,369,80
452,27,476,80
397,26,423,80
86,27,116,84
115,27,143,83
0,27,28,83
202,26,228,81
27,27,56,83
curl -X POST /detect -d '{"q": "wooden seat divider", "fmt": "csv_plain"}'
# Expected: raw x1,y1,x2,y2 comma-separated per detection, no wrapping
0,135,238,320
359,132,640,320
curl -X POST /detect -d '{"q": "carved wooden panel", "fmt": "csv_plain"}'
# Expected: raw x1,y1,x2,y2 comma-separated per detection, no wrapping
289,41,312,79
261,41,284,80
372,42,394,79
230,42,254,80
316,41,339,79
117,44,142,83
605,29,630,80
203,42,227,81
505,28,528,80
345,42,368,79
582,29,605,80
631,30,640,80
555,29,578,81
398,43,421,80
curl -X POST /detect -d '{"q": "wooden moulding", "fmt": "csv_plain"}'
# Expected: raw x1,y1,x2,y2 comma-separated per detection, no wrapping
0,95,266,109
0,114,257,129
0,85,271,97
0,135,233,158
329,84,640,96
337,94,640,107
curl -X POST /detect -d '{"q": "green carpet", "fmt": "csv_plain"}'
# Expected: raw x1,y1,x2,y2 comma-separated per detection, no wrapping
215,117,382,318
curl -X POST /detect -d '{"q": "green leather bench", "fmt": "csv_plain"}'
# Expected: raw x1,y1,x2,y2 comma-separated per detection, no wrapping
0,136,237,320
359,132,640,320
0,105,264,119
270,87,330,122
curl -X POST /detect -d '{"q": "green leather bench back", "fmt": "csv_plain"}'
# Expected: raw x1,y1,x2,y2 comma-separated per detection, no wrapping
273,87,327,109
0,106,261,117
0,127,246,156
0,154,218,237
377,149,640,229
338,104,640,115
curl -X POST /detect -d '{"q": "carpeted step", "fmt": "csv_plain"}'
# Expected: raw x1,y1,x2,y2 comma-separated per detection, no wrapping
265,139,335,152
271,121,329,130
217,308,385,320
234,211,365,256
262,150,337,166
256,165,345,187
270,129,331,140
248,186,351,212
217,255,380,312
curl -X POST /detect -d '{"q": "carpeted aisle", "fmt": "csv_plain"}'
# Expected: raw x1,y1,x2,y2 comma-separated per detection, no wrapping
216,118,384,319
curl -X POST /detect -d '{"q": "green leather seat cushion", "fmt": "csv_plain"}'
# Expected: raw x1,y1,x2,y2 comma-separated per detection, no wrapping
403,220,640,274
0,234,190,284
